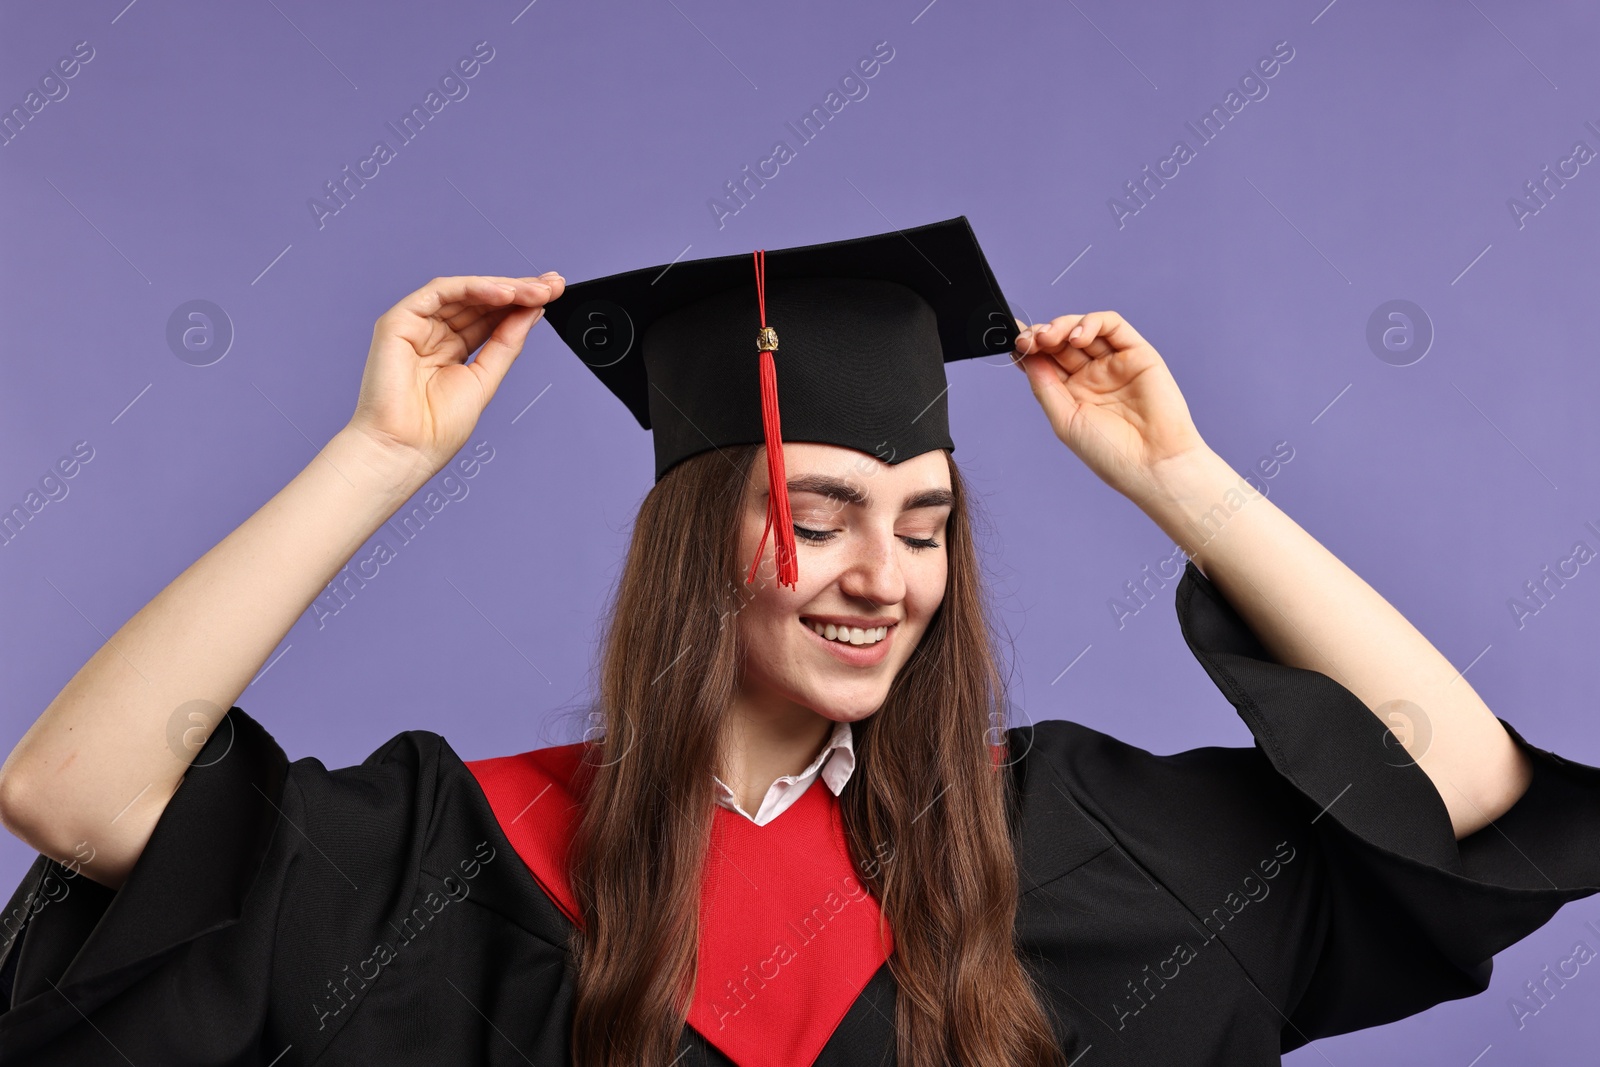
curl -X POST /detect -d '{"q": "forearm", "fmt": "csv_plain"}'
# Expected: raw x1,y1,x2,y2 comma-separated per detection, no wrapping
0,425,431,887
1136,445,1531,839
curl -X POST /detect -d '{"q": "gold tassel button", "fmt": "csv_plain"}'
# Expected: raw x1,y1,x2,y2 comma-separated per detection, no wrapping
756,326,779,352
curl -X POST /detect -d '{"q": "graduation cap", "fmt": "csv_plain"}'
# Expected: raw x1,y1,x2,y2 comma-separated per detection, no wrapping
542,215,1019,591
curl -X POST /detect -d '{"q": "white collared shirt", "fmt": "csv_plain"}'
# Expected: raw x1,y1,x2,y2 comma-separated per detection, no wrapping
711,719,856,826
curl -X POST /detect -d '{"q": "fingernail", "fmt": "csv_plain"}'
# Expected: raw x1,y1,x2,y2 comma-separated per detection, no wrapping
1068,325,1083,340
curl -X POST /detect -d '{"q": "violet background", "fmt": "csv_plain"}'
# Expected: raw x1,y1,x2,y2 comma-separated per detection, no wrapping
4,0,1600,1061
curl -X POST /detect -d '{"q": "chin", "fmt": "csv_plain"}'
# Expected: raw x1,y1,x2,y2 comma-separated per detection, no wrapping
796,687,889,722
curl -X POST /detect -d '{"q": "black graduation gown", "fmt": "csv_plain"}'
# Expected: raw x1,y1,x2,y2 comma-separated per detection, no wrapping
5,559,1600,1066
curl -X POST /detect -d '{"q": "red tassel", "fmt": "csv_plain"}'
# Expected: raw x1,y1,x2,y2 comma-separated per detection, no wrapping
746,249,798,590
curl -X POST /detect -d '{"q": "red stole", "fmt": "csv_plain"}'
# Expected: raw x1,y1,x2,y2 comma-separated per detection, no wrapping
464,743,894,1067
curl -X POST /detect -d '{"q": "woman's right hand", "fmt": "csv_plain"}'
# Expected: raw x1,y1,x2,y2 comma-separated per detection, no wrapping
347,272,565,478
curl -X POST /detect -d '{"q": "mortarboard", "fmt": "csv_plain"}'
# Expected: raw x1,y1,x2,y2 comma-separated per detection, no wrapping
541,215,1019,591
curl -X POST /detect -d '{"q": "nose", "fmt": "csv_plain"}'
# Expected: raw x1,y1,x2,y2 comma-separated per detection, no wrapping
836,526,907,607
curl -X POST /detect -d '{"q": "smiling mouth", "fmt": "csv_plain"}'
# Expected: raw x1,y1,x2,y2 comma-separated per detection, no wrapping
800,617,894,646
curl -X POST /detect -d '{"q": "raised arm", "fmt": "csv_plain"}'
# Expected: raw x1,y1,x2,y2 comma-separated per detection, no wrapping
0,272,562,890
1013,310,1532,840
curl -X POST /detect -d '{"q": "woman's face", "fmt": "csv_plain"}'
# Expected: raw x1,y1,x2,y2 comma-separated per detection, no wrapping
732,442,952,724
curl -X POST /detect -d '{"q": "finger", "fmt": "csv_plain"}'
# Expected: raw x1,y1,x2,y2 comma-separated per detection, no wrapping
1013,318,1054,358
395,276,516,321
1019,318,1078,361
1017,345,1078,430
442,298,512,337
1067,311,1149,359
454,274,562,318
1031,314,1088,354
379,279,517,345
454,274,564,352
1021,316,1096,380
514,272,565,304
442,274,563,332
467,303,546,396
395,274,562,325
454,303,518,357
1024,348,1070,388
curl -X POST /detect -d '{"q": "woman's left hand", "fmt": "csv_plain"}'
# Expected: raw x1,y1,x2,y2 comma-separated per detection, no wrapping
1013,311,1210,503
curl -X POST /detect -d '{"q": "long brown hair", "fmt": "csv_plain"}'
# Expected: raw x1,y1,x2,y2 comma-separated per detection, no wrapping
566,443,1068,1067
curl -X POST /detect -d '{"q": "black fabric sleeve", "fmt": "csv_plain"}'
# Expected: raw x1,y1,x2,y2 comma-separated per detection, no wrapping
0,706,444,1066
1167,559,1600,1050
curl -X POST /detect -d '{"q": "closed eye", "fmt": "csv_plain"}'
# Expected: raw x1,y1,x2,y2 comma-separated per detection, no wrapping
793,525,941,552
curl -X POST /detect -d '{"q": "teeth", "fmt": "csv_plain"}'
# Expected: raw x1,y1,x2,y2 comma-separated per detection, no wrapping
805,620,889,646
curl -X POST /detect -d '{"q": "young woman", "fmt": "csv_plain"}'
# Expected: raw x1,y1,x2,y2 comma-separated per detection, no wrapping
2,222,1599,1067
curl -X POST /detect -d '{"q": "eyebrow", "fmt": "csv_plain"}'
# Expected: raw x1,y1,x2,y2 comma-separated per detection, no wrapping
780,474,954,512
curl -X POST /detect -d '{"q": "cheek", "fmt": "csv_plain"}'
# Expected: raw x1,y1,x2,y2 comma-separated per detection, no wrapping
908,558,949,623
734,586,810,684
732,571,809,638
